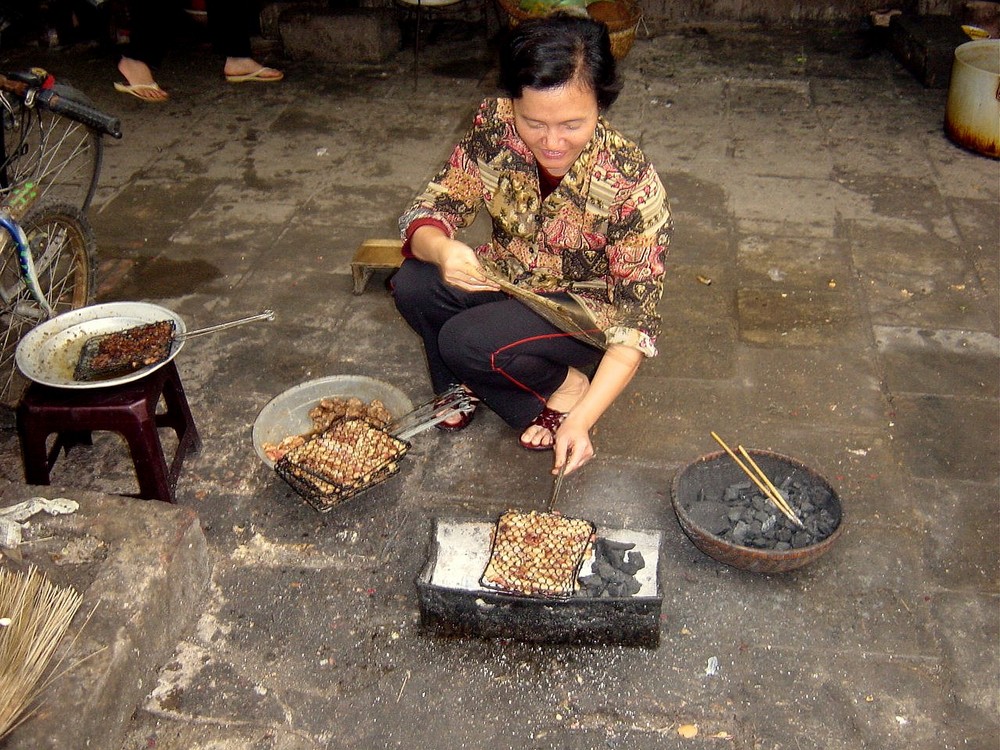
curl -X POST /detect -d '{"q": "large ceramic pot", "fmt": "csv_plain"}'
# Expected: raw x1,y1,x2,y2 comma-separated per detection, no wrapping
945,39,1000,157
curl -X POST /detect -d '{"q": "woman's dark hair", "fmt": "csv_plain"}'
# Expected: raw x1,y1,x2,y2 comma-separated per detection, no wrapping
498,14,621,110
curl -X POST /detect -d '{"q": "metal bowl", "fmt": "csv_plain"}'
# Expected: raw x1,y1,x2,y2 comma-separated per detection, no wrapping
252,375,413,468
670,449,844,573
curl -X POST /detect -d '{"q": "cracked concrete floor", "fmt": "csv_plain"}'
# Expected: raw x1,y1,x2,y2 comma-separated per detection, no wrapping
0,19,996,750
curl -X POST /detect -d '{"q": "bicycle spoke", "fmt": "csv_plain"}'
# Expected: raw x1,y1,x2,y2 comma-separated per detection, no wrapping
0,293,33,398
33,224,81,313
0,204,96,404
35,121,94,200
1,95,102,213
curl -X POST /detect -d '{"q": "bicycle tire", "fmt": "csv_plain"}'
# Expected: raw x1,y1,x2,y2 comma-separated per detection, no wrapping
0,202,97,406
0,83,103,214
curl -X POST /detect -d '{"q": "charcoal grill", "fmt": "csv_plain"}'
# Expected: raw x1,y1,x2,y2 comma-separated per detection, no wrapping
417,518,663,647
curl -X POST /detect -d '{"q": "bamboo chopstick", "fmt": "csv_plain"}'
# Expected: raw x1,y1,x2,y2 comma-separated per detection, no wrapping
737,445,804,528
709,431,805,528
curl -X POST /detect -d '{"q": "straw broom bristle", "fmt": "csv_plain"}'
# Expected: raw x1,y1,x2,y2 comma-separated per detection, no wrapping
0,565,83,739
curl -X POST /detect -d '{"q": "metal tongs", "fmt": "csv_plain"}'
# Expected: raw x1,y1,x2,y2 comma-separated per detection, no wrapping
389,385,477,440
547,457,568,512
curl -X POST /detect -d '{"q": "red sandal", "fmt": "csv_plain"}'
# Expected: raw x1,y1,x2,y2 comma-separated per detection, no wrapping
519,406,567,451
435,404,477,432
435,387,480,432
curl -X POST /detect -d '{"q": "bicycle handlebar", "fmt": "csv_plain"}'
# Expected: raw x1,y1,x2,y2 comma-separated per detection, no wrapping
35,89,122,139
0,72,122,139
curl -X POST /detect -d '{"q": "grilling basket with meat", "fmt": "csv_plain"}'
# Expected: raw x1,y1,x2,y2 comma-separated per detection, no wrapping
265,385,477,512
480,509,596,598
477,457,648,600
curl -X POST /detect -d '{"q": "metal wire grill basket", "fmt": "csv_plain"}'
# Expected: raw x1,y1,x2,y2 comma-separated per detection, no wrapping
275,417,410,512
74,320,177,381
480,510,596,598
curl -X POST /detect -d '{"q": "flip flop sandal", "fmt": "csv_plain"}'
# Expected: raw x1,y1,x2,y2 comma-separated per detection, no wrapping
519,406,567,452
113,82,169,102
225,67,284,83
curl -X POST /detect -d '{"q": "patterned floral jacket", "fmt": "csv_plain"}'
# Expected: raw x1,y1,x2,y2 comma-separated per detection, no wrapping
399,98,673,357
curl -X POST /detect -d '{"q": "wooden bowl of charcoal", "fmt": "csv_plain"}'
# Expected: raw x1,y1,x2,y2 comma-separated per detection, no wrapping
670,449,844,573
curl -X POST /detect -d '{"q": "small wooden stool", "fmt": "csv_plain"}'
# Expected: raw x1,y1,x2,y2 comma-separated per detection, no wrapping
350,238,403,294
16,361,201,502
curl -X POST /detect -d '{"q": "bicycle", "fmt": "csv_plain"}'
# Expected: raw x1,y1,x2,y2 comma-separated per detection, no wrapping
0,68,121,406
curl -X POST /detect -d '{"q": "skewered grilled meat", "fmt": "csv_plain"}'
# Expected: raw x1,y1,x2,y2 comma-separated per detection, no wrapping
275,417,409,509
283,418,406,486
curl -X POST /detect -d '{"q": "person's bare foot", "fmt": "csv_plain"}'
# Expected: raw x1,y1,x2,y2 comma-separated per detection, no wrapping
116,57,169,101
520,367,589,449
223,57,283,82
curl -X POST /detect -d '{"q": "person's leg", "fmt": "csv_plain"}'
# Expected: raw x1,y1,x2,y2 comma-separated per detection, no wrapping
122,1,168,67
205,0,252,58
391,258,507,395
438,297,603,430
206,0,283,80
116,1,170,100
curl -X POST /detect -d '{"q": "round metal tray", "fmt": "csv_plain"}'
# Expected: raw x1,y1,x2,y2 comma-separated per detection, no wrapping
252,375,414,468
15,302,186,389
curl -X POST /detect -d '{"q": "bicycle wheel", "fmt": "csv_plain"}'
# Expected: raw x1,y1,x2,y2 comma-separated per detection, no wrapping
0,202,97,405
0,83,103,213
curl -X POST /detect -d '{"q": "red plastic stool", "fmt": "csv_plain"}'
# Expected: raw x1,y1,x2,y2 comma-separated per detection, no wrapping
16,360,201,502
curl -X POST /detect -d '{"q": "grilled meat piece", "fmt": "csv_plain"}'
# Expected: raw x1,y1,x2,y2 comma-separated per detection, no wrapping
76,320,175,380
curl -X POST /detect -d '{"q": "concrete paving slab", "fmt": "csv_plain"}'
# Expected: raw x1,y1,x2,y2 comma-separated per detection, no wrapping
875,326,1000,398
917,478,1000,593
892,393,1000,481
0,17,995,750
737,286,869,348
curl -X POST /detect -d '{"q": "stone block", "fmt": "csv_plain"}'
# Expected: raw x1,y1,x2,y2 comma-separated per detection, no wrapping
279,8,402,64
1,485,210,750
889,14,969,88
259,1,327,40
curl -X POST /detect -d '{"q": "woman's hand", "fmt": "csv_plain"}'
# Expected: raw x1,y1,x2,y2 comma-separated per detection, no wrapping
437,241,496,292
549,345,645,476
409,225,497,293
553,413,595,476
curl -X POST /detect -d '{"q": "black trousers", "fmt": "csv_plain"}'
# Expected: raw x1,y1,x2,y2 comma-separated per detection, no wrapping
124,0,253,67
391,258,603,430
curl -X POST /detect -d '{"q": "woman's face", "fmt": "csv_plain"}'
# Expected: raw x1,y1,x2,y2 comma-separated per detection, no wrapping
512,79,599,178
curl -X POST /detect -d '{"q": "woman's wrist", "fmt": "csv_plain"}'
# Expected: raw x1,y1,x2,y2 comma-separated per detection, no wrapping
410,225,450,266
563,407,597,433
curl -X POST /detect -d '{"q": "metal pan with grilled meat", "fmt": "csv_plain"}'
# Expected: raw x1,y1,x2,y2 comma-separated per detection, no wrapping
268,385,478,512
15,302,274,389
73,309,274,381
